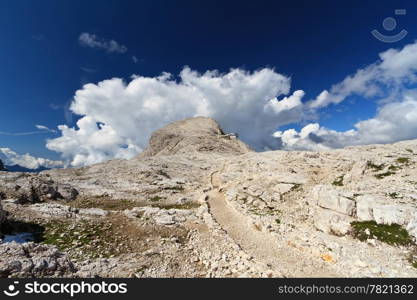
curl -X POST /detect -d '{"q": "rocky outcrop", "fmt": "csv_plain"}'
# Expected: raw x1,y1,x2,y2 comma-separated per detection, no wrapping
0,173,78,204
0,159,6,171
0,196,6,230
309,185,417,239
140,117,251,157
0,242,76,278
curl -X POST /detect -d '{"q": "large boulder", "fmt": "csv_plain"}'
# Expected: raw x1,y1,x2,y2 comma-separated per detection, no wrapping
311,185,356,216
139,117,251,157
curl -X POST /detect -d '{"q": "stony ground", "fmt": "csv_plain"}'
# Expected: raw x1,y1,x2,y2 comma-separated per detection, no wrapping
1,117,417,277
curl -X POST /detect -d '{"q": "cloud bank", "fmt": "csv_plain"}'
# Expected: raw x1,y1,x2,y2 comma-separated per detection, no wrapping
79,33,127,54
0,148,64,169
48,41,417,166
47,67,306,166
277,40,417,150
275,92,417,150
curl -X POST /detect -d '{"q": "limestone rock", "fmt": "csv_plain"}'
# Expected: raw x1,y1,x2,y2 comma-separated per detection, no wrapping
0,174,78,204
311,185,355,216
314,207,354,235
0,242,76,278
139,117,251,157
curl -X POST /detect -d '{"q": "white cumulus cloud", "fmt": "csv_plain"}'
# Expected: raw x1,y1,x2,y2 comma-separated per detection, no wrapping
0,148,64,169
308,41,417,109
47,67,306,166
274,40,417,151
79,33,127,54
275,90,417,150
47,41,417,164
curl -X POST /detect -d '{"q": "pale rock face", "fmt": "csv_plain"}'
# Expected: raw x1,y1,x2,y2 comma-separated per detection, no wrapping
312,185,356,216
356,195,380,221
372,205,415,226
314,207,354,235
406,213,417,241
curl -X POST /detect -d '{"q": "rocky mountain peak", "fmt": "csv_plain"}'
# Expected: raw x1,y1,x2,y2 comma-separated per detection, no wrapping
139,117,252,157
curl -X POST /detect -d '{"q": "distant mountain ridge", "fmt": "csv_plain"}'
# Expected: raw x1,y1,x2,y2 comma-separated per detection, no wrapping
4,164,51,173
0,159,50,173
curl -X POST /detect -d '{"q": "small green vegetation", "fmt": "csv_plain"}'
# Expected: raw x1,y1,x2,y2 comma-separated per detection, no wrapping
351,221,413,246
366,161,385,171
248,208,279,217
149,196,163,202
290,183,302,192
332,175,344,186
163,185,184,191
69,196,137,211
41,220,124,259
388,165,400,171
396,157,410,164
151,202,201,210
388,192,402,199
406,149,413,153
275,219,281,224
374,171,396,179
408,248,417,269
156,169,170,178
410,258,417,269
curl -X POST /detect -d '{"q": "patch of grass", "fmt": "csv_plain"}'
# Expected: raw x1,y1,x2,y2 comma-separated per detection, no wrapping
374,171,395,179
275,219,281,224
351,221,413,246
396,157,410,164
151,202,201,210
41,220,121,259
248,208,278,217
406,149,413,153
290,183,302,192
149,196,163,202
69,196,137,211
156,169,170,179
388,192,402,199
366,161,385,171
332,175,344,186
388,165,400,171
408,248,417,269
163,185,184,191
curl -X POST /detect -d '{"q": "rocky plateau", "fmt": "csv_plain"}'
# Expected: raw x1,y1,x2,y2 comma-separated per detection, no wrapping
1,116,417,278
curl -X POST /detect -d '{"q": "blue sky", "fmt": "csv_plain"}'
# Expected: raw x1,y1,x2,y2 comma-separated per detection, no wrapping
1,0,417,167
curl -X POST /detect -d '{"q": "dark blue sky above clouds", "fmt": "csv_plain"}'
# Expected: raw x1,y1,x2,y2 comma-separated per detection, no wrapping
1,0,417,167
